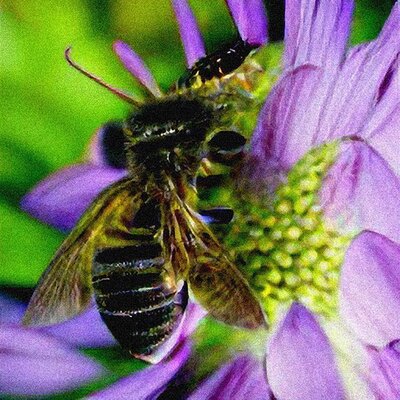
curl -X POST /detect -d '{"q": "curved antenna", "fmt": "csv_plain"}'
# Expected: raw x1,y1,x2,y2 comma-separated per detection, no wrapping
65,47,140,106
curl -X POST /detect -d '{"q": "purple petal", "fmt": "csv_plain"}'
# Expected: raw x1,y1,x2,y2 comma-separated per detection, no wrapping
367,340,400,400
251,64,324,170
0,294,25,324
252,4,400,171
88,341,190,399
0,294,115,348
319,140,400,243
363,62,400,175
317,3,400,141
339,231,400,346
21,163,127,232
89,125,106,166
113,41,161,97
42,304,116,348
0,324,104,396
172,0,206,67
267,303,345,400
225,0,268,46
189,354,272,400
178,300,207,337
284,0,353,69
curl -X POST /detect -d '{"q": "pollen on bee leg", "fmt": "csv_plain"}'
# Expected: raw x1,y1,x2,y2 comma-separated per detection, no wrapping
198,158,214,176
227,71,255,92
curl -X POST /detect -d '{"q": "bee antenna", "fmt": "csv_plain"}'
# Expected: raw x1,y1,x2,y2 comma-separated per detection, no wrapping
65,47,140,106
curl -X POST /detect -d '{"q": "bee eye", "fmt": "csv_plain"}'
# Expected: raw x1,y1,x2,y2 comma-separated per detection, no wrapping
208,130,246,150
100,122,127,169
207,130,246,165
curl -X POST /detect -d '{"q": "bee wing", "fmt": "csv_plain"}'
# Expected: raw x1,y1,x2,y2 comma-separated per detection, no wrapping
174,206,266,329
23,178,139,326
188,252,266,329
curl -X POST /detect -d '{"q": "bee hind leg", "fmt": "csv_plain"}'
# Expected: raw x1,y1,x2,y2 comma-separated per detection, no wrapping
198,207,234,225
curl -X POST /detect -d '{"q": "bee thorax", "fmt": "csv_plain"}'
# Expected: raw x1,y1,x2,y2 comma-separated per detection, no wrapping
123,97,214,183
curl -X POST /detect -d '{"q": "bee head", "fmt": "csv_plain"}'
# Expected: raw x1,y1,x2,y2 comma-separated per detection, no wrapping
125,97,214,151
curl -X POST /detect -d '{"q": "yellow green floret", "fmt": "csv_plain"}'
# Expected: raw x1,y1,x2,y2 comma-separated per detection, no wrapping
204,141,353,322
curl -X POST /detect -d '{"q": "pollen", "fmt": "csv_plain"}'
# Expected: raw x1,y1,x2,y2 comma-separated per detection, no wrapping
209,141,353,321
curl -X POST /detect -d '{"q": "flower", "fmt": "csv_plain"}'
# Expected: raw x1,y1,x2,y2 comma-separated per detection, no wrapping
87,342,191,399
367,340,400,399
15,0,400,399
0,294,105,396
0,325,104,397
241,0,400,397
187,352,272,400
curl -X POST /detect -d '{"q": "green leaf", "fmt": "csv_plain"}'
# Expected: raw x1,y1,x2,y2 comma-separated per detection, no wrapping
0,200,63,286
351,0,394,44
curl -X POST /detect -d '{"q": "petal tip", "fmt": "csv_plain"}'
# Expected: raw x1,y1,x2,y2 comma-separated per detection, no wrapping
172,0,206,67
113,40,161,97
225,0,268,47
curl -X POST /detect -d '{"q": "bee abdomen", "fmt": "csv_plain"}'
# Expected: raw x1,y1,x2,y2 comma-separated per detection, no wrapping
92,244,186,357
178,39,256,88
102,315,177,357
96,288,174,314
100,301,176,331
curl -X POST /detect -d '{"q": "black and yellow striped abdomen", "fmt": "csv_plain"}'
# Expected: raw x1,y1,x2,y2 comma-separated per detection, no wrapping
92,243,186,357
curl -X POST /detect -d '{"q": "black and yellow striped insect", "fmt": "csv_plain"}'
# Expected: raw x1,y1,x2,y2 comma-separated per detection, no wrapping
23,3,266,363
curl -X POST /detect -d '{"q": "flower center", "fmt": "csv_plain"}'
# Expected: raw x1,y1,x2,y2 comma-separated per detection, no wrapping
203,141,352,321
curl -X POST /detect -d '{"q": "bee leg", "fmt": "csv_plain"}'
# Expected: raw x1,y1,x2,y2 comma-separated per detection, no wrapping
196,173,227,189
206,130,246,166
199,207,234,225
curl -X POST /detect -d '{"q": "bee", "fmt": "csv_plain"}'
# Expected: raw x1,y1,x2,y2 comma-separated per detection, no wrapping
23,31,265,362
178,39,258,88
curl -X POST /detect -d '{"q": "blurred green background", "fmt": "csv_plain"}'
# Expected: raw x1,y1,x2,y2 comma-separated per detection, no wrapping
0,0,395,290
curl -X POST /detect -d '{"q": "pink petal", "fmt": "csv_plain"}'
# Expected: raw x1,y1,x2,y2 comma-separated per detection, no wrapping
172,0,206,67
189,353,272,400
284,0,353,69
225,0,268,46
113,41,161,97
363,63,400,175
320,139,400,243
178,300,207,338
339,231,400,346
141,301,207,364
267,303,345,400
251,64,324,170
318,3,400,140
21,163,127,232
0,325,104,396
367,340,400,400
252,4,400,172
88,341,190,399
